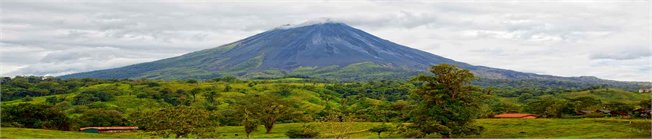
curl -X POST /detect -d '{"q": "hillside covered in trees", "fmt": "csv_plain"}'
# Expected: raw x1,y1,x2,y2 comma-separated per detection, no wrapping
2,65,650,138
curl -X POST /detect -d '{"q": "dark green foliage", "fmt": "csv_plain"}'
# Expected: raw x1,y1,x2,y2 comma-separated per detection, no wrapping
486,97,521,116
219,109,242,126
72,90,113,105
45,96,65,105
409,64,484,137
152,88,191,106
286,124,319,138
1,76,99,101
604,102,635,113
524,95,569,118
190,88,202,102
638,99,651,109
22,96,33,102
215,76,240,82
569,96,602,110
78,109,128,127
1,103,73,130
224,84,232,92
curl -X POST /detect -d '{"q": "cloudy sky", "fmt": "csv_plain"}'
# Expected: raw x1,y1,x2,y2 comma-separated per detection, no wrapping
1,0,650,81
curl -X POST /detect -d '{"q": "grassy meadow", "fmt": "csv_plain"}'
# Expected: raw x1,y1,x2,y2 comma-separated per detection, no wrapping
2,118,650,138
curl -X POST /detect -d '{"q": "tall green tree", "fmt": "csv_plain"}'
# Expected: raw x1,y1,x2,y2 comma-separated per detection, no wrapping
242,108,258,139
131,107,217,138
237,94,293,134
79,109,128,127
525,95,568,118
408,64,484,138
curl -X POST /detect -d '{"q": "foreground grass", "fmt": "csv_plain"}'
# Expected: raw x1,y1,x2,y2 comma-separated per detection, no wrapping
2,118,650,138
0,127,148,138
468,118,651,138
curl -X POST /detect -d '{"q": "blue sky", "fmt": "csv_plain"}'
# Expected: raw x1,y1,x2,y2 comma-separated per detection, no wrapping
1,0,650,81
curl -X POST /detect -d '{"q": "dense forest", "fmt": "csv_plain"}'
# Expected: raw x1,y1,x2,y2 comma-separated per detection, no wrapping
2,65,651,138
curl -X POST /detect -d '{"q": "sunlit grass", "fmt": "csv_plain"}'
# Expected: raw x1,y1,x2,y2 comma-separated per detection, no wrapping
3,118,649,138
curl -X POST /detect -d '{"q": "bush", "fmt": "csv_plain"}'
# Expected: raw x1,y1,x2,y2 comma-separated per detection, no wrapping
45,96,64,105
285,124,319,138
369,124,393,138
131,107,217,138
23,95,33,102
72,90,113,105
1,103,73,130
78,109,128,127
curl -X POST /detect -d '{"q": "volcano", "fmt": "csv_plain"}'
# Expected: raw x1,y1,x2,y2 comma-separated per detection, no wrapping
61,20,642,90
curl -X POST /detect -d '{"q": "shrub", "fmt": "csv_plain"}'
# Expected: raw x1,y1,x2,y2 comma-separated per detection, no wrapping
72,90,113,105
369,124,393,138
78,109,128,127
1,103,73,130
285,124,319,138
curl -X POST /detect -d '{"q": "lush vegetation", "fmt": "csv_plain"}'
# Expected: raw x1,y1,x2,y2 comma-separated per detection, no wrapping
2,64,650,138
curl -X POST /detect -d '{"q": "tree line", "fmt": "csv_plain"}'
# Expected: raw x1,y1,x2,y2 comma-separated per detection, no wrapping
2,64,650,138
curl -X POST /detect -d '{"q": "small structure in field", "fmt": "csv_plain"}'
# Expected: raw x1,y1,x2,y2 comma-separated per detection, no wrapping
79,126,138,133
639,88,652,93
494,113,537,119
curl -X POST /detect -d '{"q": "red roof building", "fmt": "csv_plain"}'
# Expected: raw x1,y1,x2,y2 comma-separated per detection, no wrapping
79,126,138,133
494,113,538,119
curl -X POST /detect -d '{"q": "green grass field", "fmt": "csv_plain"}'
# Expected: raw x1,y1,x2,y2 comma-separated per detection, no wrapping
2,118,650,138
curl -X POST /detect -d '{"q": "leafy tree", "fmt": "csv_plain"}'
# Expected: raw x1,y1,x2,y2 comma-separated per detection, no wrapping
72,90,113,105
524,95,568,118
190,88,202,102
569,96,602,110
408,64,484,138
242,108,258,139
219,109,242,126
1,103,73,130
237,94,293,134
604,102,634,112
517,93,534,103
489,98,521,114
79,109,128,127
224,84,232,92
158,88,190,106
204,91,219,104
369,123,392,138
131,107,217,138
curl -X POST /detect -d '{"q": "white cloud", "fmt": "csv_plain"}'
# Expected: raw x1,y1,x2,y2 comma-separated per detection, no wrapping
0,0,649,81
